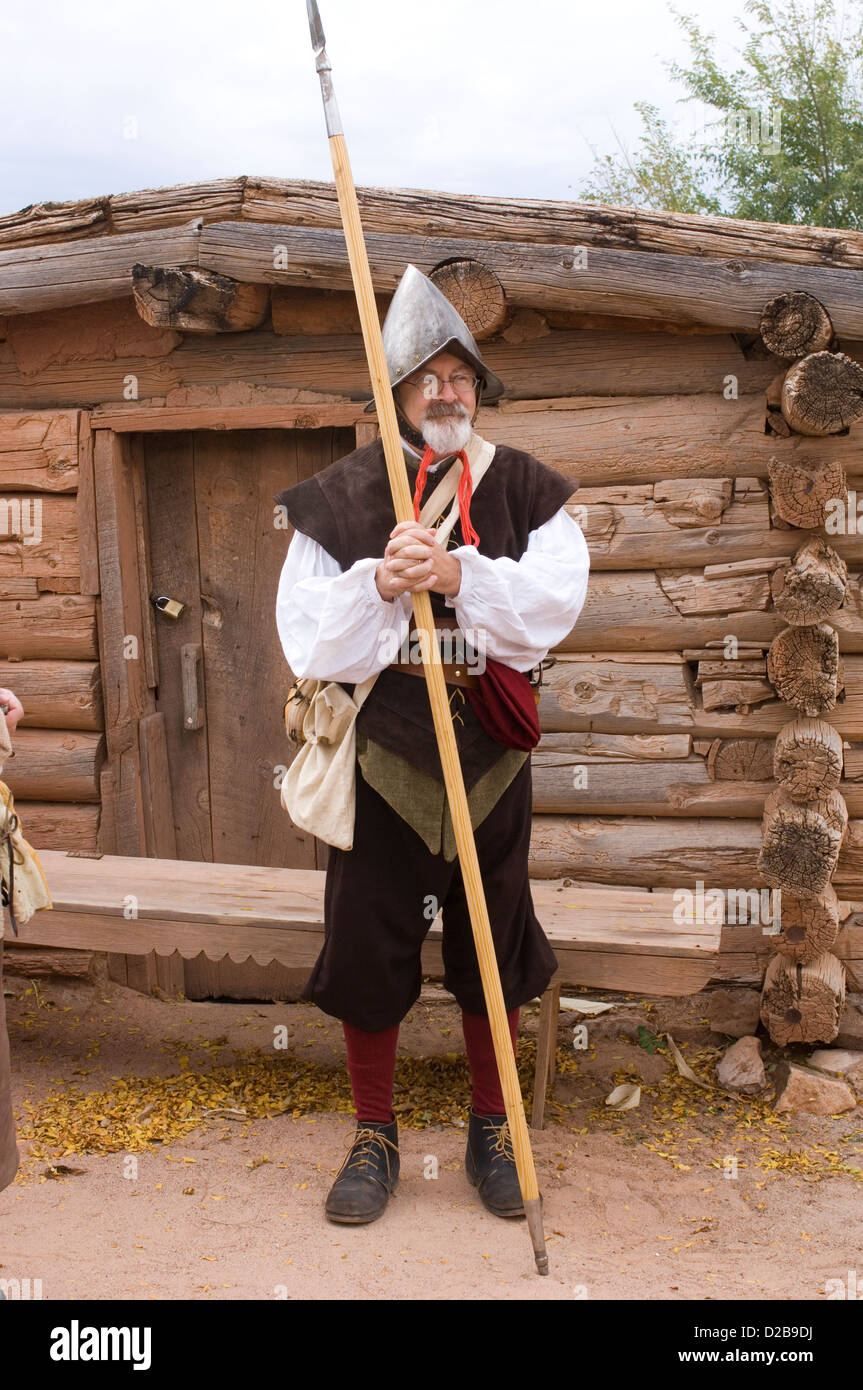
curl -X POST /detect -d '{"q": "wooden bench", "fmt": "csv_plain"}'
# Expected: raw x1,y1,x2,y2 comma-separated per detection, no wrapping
12,850,723,1128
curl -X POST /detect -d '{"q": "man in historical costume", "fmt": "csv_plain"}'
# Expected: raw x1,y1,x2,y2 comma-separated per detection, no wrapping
274,266,589,1225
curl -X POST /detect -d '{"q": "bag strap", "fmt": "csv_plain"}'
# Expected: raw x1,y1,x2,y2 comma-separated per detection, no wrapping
416,433,495,543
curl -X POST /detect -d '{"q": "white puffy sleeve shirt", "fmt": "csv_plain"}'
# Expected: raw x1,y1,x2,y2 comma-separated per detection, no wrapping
276,506,590,682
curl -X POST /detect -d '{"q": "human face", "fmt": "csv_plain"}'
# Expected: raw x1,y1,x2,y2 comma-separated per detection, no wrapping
396,351,479,450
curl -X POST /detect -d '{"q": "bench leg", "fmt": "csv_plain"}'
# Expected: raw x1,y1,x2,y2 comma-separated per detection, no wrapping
531,979,561,1131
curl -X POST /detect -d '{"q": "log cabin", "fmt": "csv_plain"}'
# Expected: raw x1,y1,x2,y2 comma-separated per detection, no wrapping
2,174,863,1042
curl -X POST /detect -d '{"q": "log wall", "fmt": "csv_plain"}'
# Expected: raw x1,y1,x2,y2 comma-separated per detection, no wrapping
2,198,863,989
0,408,104,853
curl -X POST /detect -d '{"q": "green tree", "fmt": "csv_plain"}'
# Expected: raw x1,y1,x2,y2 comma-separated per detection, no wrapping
580,0,863,227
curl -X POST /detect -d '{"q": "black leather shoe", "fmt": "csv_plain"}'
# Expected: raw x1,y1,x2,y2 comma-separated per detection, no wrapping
325,1119,400,1224
465,1111,525,1218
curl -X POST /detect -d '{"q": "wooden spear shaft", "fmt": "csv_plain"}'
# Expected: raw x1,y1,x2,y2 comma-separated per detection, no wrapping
306,0,548,1275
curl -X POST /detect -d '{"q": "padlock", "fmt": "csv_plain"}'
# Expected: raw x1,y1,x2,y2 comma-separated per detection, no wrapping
151,594,185,620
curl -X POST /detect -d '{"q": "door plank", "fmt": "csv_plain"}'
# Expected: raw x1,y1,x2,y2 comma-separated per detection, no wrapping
144,432,213,861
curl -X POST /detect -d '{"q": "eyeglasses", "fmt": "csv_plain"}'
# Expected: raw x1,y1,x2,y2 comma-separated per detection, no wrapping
402,371,480,399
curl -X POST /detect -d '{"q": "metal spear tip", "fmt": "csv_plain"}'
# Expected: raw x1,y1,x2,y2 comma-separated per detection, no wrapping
307,0,326,54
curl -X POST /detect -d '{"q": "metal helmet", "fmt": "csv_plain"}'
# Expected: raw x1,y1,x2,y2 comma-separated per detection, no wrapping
363,263,505,414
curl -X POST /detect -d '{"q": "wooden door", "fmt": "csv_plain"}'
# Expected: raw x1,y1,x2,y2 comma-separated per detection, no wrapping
139,426,356,997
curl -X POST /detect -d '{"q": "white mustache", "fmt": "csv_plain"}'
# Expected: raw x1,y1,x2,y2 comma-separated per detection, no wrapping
424,401,469,420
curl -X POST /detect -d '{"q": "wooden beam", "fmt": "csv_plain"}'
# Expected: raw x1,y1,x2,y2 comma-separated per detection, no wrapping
0,409,79,491
0,493,79,578
5,801,99,848
0,224,202,315
480,393,863,488
241,177,863,269
91,430,154,854
528,815,863,890
4,174,862,269
538,655,863,738
0,659,102,730
83,390,863,484
131,264,269,332
0,323,788,412
76,412,100,593
0,593,97,660
0,728,103,800
556,570,863,653
7,215,863,329
196,222,863,334
90,402,369,432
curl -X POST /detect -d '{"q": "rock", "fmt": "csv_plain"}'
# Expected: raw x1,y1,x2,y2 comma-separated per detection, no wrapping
773,1061,857,1114
808,1047,863,1073
834,998,863,1050
808,1048,863,1097
716,1036,767,1094
706,988,762,1038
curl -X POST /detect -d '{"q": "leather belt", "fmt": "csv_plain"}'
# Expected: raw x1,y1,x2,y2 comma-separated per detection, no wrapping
388,616,481,689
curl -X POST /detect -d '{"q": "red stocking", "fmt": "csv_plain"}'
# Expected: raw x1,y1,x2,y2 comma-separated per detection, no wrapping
461,1007,519,1116
342,1021,400,1124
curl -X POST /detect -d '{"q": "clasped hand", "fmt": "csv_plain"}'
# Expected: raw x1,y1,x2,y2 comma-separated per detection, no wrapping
375,521,462,602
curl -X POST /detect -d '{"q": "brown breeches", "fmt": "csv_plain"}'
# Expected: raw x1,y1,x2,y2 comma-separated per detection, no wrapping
302,756,557,1031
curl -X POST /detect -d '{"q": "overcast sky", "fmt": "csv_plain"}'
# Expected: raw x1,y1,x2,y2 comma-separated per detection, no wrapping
1,0,750,216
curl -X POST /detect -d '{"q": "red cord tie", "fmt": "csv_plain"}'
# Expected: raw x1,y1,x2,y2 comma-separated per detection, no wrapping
412,446,480,547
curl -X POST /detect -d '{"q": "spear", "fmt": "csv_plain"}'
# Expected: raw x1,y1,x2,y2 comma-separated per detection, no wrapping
305,0,548,1275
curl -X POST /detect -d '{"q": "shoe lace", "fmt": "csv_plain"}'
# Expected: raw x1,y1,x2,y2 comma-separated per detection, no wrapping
339,1127,399,1179
485,1117,516,1164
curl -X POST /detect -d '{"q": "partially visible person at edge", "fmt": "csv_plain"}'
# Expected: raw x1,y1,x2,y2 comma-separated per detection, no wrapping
0,687,24,1199
274,265,590,1226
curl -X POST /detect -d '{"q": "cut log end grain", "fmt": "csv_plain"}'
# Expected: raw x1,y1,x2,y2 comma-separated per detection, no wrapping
758,786,848,897
766,624,841,716
760,951,845,1046
759,291,834,358
706,737,775,782
132,264,269,333
770,538,848,625
428,258,506,341
772,884,840,964
767,454,847,530
780,350,863,436
773,717,844,800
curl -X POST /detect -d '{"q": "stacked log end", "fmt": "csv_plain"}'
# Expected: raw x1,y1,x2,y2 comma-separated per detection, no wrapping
759,291,834,359
771,884,840,964
767,455,847,530
761,951,846,1046
769,540,847,625
766,622,841,716
429,258,507,341
781,351,863,436
759,318,853,1040
758,294,855,1044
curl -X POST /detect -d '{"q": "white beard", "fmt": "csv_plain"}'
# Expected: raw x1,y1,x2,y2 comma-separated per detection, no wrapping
421,408,473,457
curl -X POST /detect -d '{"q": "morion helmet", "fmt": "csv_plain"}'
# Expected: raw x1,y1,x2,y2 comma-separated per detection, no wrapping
363,263,505,413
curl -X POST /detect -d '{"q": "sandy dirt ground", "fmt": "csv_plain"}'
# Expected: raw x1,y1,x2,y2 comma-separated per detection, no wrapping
2,971,862,1302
